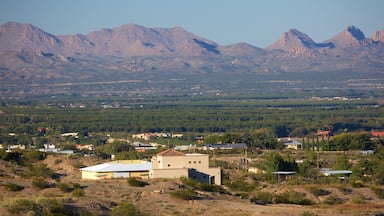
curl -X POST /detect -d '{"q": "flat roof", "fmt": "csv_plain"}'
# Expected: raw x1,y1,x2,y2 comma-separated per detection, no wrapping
271,171,296,175
80,162,151,172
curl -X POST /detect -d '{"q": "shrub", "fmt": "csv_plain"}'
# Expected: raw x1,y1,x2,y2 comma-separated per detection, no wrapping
57,182,71,192
301,212,318,216
170,189,199,200
5,198,40,215
72,188,84,197
32,177,50,189
111,202,141,216
250,191,273,205
24,150,45,162
127,178,147,187
372,187,384,199
323,195,344,205
351,180,364,188
337,186,352,194
4,182,24,192
28,163,53,178
308,187,331,196
275,190,314,205
73,182,81,189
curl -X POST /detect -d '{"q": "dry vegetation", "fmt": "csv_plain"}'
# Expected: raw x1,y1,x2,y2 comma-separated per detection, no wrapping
1,154,384,216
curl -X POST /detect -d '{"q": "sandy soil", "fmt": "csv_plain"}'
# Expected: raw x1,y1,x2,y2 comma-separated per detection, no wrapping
0,155,384,216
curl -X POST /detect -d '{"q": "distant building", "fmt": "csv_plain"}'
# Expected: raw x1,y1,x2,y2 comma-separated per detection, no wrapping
371,131,384,138
317,130,332,137
203,143,248,151
278,138,302,150
320,168,352,177
149,149,221,185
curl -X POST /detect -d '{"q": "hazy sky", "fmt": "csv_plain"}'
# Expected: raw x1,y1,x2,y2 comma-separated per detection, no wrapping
1,0,383,48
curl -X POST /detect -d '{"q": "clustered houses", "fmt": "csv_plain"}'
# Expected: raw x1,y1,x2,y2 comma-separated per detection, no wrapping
132,133,183,141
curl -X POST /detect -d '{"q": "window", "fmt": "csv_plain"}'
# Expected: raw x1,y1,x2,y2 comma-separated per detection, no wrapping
189,161,191,164
168,164,171,167
198,161,201,164
193,161,196,164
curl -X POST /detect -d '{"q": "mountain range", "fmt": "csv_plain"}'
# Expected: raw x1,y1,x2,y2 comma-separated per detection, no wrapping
0,22,383,97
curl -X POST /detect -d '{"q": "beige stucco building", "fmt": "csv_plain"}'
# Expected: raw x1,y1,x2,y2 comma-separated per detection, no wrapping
149,149,221,185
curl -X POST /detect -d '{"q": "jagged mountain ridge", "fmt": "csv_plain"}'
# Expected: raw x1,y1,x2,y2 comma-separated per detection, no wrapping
0,21,384,85
1,21,383,57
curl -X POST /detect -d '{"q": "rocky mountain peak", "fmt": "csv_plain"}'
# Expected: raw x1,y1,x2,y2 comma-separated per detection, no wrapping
326,25,366,48
372,29,384,42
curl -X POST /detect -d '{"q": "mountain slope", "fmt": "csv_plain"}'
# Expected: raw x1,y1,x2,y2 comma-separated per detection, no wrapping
325,25,366,47
266,29,333,56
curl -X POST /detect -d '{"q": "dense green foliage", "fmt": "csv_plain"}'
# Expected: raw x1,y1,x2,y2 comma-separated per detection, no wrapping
0,98,383,140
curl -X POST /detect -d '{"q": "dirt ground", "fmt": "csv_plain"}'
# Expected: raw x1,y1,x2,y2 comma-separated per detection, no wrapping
1,154,384,216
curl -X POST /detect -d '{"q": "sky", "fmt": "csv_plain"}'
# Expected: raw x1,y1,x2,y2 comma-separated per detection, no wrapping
0,0,383,48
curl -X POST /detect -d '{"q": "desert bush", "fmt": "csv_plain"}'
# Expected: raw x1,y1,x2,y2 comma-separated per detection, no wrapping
127,178,147,187
72,188,84,197
323,195,344,205
372,187,384,199
170,188,199,200
72,161,85,169
352,194,367,204
32,177,50,189
337,186,352,194
28,163,53,178
4,182,24,192
73,182,81,189
275,190,314,205
308,187,331,196
23,150,45,162
54,158,62,164
111,202,141,216
301,212,318,216
351,180,364,188
4,198,40,215
180,177,224,193
57,182,71,192
250,191,273,205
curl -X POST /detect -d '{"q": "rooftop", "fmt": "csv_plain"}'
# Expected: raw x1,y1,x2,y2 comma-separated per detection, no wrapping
157,149,186,156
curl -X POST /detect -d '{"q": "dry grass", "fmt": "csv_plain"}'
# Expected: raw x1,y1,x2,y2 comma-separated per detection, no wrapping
0,154,383,216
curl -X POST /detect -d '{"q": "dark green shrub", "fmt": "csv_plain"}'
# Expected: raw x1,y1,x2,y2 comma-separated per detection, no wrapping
351,180,364,188
250,191,273,205
337,186,352,194
308,187,331,196
4,182,24,192
275,190,314,205
32,177,50,189
127,178,147,187
72,188,84,197
323,195,344,205
28,163,53,177
73,182,81,189
57,182,71,192
372,187,384,199
24,150,45,162
5,198,40,214
170,189,199,200
111,202,141,216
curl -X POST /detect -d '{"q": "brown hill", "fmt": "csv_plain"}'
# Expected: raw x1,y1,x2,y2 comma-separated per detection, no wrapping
325,25,366,48
266,29,333,56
